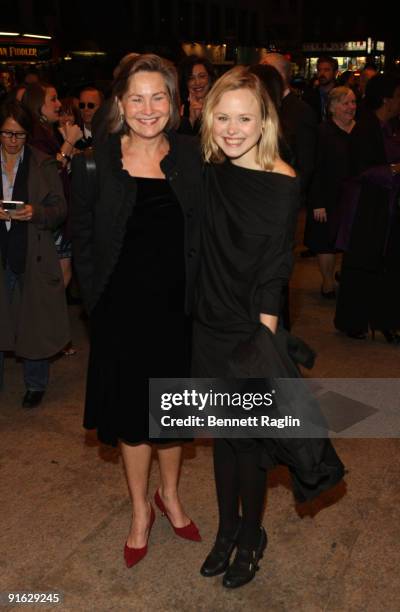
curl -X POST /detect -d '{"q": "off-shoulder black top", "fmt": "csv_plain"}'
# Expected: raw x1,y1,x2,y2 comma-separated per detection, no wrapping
195,160,300,331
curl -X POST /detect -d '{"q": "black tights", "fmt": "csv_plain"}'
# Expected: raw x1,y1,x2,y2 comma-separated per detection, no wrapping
213,438,267,548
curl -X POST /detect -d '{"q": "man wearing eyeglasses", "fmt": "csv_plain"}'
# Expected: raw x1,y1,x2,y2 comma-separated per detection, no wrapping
76,87,104,150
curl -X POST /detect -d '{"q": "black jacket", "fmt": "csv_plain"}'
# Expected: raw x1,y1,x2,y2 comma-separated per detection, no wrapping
343,111,396,270
230,324,345,503
71,131,204,313
302,87,324,123
74,134,93,151
280,91,317,198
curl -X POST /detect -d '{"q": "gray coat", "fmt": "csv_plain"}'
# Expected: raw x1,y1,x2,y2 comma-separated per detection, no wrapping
0,146,70,359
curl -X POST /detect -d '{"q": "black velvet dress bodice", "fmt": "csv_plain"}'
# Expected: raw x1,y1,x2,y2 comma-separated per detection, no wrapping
104,176,185,325
84,176,190,446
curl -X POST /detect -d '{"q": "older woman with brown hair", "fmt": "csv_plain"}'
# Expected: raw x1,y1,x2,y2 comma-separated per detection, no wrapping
0,100,68,407
71,54,204,568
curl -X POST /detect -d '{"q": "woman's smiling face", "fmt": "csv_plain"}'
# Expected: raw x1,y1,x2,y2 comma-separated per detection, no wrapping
212,88,263,167
187,64,210,101
331,90,357,125
118,71,171,139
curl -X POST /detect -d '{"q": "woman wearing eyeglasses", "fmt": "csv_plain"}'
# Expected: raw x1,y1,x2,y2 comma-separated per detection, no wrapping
0,100,68,407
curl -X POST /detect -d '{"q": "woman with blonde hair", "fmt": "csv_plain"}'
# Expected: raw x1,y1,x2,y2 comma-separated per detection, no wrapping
193,66,298,587
193,66,343,589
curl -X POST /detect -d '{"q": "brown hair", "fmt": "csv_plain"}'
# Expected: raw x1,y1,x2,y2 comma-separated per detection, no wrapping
22,82,55,122
0,100,32,134
201,65,280,170
108,54,180,134
60,97,80,125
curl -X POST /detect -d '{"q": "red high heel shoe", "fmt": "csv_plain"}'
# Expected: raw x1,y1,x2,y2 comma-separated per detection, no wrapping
154,490,201,542
124,505,155,568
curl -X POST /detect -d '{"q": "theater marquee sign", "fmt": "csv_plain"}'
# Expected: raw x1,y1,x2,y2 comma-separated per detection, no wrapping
0,44,52,62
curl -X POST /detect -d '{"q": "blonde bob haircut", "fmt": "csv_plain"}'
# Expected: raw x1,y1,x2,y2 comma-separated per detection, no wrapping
201,66,280,170
108,53,181,134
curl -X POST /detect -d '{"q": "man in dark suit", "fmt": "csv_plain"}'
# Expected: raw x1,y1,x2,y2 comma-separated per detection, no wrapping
303,56,338,123
261,53,317,199
356,64,378,119
75,87,104,150
260,53,318,327
291,55,337,258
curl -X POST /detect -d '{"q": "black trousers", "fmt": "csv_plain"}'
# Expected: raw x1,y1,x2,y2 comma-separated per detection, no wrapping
213,438,268,548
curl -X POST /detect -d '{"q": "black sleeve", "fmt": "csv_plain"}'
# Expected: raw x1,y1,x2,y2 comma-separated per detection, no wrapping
70,153,94,311
296,104,318,196
309,125,328,211
257,196,299,316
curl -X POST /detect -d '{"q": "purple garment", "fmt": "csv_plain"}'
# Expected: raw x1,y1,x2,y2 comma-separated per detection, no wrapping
335,120,400,252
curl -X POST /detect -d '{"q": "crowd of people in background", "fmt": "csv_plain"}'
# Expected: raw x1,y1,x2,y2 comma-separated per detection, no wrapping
0,50,399,589
0,53,399,397
68,52,345,588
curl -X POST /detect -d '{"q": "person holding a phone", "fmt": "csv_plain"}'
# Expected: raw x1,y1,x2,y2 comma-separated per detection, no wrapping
0,100,68,407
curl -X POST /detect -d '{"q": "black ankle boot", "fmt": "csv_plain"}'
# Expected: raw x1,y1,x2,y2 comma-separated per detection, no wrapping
200,521,241,577
222,527,267,589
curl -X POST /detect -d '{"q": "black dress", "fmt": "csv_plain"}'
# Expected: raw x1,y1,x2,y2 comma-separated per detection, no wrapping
334,112,400,334
192,161,299,377
304,120,351,254
192,162,344,512
84,176,190,446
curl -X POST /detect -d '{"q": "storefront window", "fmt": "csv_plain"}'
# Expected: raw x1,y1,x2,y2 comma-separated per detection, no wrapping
305,55,385,80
